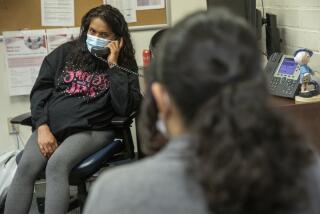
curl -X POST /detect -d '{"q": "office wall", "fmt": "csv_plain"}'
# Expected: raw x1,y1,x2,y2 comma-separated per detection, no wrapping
256,0,320,70
0,0,207,153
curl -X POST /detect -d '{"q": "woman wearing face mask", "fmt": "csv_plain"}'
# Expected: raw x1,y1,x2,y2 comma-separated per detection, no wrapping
4,4,141,214
83,9,320,214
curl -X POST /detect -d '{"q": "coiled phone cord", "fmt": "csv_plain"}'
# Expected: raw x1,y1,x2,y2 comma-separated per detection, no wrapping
95,54,144,78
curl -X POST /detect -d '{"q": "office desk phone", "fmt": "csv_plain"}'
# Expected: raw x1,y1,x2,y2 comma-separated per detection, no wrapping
265,53,300,98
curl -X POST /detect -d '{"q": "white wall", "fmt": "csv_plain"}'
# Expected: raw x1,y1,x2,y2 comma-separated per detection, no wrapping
0,0,207,153
133,0,207,65
256,0,320,70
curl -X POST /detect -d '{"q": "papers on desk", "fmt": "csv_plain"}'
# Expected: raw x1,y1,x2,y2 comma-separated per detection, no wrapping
3,30,47,96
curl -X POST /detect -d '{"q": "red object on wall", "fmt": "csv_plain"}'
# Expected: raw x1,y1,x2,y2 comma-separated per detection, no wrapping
143,49,151,67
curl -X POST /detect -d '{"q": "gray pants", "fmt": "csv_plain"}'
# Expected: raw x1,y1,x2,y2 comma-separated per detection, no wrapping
4,130,114,214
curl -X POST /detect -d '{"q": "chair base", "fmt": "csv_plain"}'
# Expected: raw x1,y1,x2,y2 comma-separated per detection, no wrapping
36,185,87,213
36,195,82,214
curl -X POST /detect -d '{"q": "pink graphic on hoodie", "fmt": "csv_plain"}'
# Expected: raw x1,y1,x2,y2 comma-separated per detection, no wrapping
62,70,109,98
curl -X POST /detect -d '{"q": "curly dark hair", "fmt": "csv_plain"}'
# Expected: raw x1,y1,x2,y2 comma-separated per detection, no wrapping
68,4,137,71
149,28,168,58
139,9,313,214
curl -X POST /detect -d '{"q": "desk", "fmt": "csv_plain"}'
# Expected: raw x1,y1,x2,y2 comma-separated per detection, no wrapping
271,96,320,150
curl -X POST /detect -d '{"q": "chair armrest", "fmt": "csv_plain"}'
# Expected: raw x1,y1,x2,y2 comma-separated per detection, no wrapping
11,111,137,128
10,112,32,127
111,111,137,127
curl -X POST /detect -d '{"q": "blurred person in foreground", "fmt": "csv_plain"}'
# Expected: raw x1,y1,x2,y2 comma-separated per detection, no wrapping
84,8,320,214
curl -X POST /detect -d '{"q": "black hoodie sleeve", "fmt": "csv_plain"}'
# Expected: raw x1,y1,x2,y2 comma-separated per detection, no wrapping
107,63,142,116
30,55,56,128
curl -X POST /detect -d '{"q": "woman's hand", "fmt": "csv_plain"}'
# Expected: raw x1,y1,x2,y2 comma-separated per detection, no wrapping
107,37,124,66
37,124,58,157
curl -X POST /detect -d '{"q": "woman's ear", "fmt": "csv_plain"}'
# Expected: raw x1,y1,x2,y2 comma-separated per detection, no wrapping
151,82,171,118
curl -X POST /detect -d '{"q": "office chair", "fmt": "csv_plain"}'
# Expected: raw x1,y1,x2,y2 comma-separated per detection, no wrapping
7,112,138,213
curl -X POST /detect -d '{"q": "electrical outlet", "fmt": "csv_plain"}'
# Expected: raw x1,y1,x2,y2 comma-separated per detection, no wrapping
7,117,19,134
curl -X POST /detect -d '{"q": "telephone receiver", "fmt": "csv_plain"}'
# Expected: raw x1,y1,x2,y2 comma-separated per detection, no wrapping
91,37,122,57
91,46,110,58
91,38,143,77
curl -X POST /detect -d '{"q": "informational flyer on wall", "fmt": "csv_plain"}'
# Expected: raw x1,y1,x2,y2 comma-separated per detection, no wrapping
41,0,75,26
3,30,47,96
137,0,165,10
107,0,137,23
46,27,80,53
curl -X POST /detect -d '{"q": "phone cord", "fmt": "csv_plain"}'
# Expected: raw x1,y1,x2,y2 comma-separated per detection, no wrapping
95,55,144,77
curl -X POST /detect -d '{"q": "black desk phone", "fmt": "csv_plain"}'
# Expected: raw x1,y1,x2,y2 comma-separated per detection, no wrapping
264,53,301,98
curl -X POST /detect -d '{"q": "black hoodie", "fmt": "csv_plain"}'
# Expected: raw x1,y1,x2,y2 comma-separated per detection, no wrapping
30,42,141,142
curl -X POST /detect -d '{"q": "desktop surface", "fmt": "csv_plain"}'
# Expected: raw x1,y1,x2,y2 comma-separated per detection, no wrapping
271,96,320,151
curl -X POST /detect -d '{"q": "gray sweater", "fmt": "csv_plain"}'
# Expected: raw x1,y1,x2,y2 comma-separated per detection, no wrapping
83,136,320,214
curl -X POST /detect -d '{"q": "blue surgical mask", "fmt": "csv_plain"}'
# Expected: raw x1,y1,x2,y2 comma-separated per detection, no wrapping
86,34,110,53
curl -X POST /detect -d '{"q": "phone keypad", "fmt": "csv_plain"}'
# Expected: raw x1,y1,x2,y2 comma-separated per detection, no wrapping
268,77,299,98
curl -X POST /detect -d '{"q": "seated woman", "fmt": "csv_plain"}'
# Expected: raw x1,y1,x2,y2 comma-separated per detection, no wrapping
4,4,141,214
83,9,320,214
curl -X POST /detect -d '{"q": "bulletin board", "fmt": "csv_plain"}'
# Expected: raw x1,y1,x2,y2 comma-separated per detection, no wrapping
0,0,170,34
